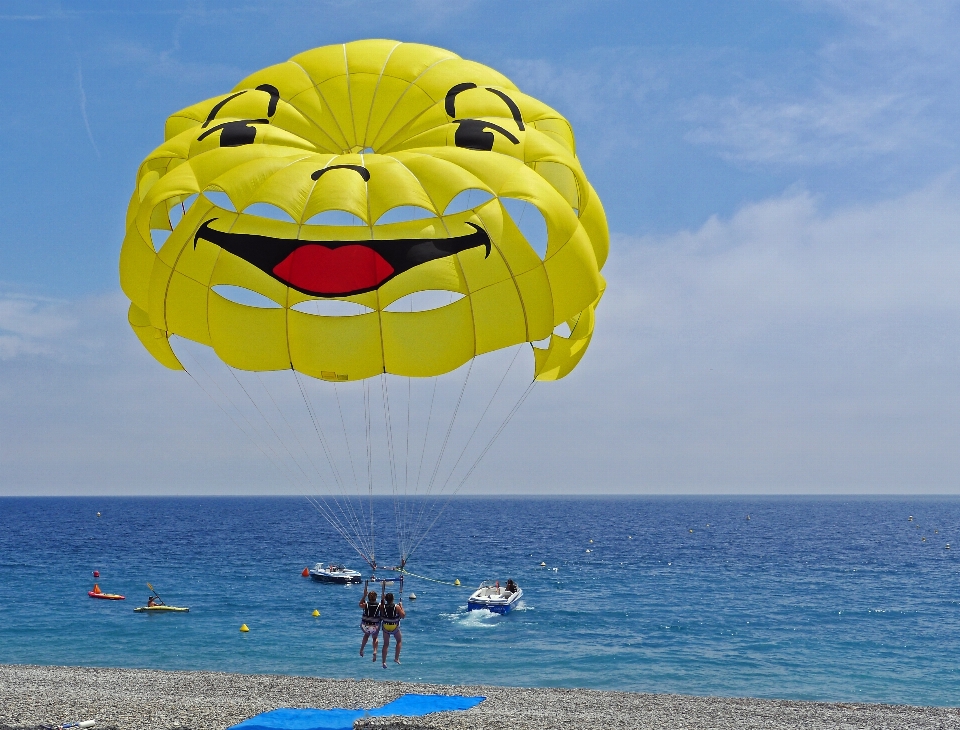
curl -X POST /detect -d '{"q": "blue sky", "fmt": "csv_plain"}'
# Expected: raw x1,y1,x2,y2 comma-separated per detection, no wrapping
2,1,960,494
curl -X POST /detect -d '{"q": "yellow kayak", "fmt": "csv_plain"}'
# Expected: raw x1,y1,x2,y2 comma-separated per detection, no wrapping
133,605,190,612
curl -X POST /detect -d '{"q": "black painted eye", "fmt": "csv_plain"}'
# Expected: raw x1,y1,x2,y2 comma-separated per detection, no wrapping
453,119,520,151
445,83,525,151
197,119,269,147
196,84,281,147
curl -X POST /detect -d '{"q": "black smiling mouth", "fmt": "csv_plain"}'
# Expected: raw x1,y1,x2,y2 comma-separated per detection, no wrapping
194,219,490,298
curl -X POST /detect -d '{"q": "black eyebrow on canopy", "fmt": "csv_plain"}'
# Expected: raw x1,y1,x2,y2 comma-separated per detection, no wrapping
202,84,281,127
444,83,525,131
311,164,371,181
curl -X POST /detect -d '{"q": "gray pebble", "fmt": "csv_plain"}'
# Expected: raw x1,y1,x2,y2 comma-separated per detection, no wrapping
1,664,957,730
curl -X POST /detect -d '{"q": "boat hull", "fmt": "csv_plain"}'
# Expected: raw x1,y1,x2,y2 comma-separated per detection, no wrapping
309,572,361,584
467,586,522,614
134,605,190,612
308,563,363,584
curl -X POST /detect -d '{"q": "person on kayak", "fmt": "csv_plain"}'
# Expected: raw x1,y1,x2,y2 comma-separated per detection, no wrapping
359,590,381,660
147,595,157,607
379,592,406,668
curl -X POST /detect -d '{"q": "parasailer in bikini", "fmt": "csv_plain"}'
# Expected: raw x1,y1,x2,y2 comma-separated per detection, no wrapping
379,592,406,668
359,588,381,660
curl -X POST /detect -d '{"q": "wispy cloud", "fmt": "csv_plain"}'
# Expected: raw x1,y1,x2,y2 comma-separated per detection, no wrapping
0,293,76,360
76,60,100,159
2,179,960,494
684,2,960,166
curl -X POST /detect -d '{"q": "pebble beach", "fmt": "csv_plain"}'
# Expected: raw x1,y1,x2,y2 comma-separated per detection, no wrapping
1,664,958,730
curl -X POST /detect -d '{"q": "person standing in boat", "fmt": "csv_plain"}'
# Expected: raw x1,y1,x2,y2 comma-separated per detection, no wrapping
359,590,381,660
379,593,406,668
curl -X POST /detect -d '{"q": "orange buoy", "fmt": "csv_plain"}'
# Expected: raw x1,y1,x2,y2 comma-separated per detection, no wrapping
302,567,310,577
92,584,102,594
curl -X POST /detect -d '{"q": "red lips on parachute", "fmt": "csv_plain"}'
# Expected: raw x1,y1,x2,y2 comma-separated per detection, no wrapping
272,244,395,296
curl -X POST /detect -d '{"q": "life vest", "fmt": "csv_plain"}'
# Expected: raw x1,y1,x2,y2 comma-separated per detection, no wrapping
381,602,401,632
360,601,381,634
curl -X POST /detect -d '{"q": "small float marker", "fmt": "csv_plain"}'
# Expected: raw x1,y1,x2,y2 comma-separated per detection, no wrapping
302,567,310,577
240,623,249,632
409,592,417,600
689,529,694,533
312,609,320,617
539,561,547,567
454,579,461,586
96,512,101,517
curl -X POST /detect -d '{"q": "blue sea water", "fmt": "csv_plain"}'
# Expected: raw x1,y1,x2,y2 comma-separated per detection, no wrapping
0,496,958,706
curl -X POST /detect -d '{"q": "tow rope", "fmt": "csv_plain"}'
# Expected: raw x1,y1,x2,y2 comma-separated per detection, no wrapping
392,568,463,587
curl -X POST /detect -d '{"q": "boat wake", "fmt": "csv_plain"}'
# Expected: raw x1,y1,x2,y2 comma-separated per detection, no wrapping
441,607,501,629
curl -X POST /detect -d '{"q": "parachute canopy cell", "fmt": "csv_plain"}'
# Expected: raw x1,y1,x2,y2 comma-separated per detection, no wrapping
120,39,608,382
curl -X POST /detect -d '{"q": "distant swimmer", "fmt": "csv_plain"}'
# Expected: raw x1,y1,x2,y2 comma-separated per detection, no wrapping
359,590,381,660
380,592,406,668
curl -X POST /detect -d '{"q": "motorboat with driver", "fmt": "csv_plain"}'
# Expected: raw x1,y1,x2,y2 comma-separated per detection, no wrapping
309,562,363,584
467,579,522,614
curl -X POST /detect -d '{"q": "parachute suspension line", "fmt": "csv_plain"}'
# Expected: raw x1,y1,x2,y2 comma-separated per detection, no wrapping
407,346,521,555
413,376,439,494
403,375,438,561
184,352,309,494
364,377,376,570
402,374,412,563
231,368,372,565
408,378,538,562
289,371,372,562
326,380,375,561
426,358,475,496
293,370,377,570
408,359,474,550
379,374,404,566
333,383,362,492
179,352,368,563
258,373,371,562
438,344,523,494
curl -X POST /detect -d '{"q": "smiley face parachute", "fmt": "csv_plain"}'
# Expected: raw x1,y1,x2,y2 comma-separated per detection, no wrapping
121,40,607,573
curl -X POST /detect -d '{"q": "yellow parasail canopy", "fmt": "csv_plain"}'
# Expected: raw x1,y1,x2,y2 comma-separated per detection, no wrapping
120,39,608,382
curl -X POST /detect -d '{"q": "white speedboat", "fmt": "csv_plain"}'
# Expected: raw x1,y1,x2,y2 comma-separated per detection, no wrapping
467,580,522,614
308,562,362,584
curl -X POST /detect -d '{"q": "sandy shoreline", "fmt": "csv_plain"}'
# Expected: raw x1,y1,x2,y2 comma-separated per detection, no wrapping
1,664,957,730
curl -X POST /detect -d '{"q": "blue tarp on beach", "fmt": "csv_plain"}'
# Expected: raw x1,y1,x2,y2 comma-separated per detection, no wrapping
228,693,485,730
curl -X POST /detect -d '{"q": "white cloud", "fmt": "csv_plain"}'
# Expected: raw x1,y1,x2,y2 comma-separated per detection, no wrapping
0,293,76,359
3,178,960,495
502,175,960,493
682,2,960,166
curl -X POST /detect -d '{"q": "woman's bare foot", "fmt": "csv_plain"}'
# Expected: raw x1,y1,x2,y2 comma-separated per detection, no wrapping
394,659,401,665
382,661,387,669
360,648,364,657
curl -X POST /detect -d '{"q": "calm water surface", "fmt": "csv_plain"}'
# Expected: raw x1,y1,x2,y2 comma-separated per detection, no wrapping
0,496,957,705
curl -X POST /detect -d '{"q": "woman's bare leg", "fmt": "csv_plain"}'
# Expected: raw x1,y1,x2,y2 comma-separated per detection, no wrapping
381,634,390,667
393,630,402,664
